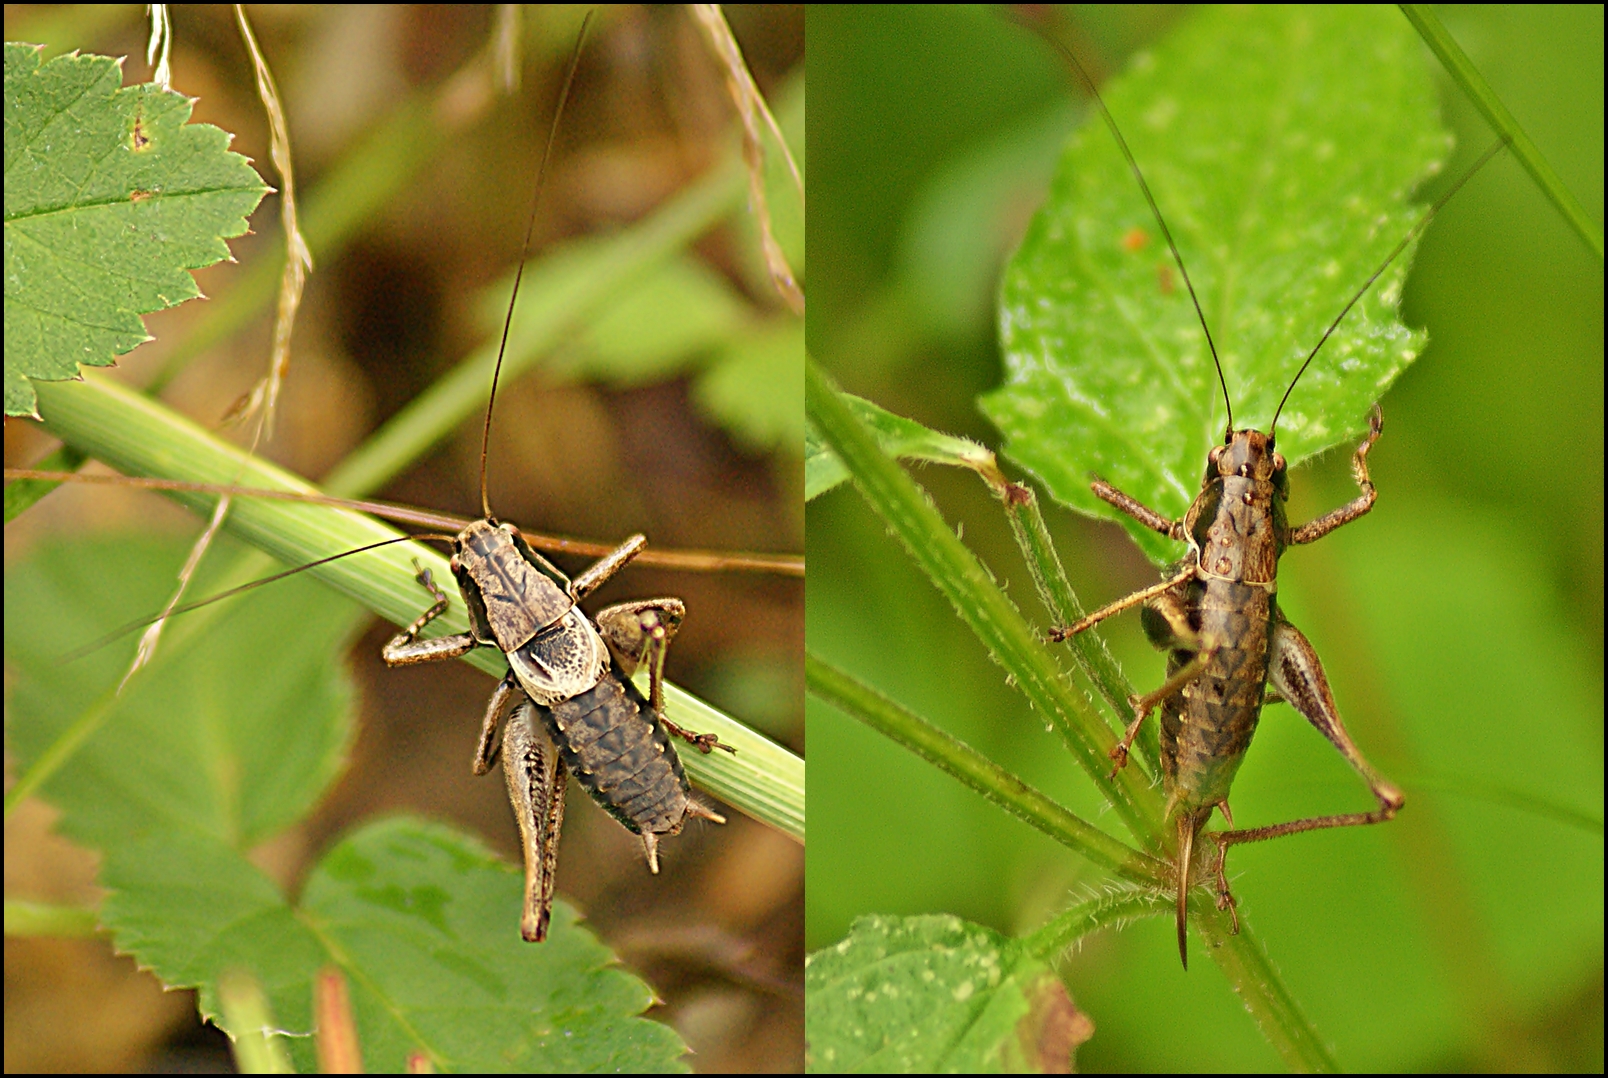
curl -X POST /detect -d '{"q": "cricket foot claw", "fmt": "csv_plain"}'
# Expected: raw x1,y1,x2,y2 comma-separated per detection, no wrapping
1105,742,1129,780
1217,890,1241,934
662,719,737,755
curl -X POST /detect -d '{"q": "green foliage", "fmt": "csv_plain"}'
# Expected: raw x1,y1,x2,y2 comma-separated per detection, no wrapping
983,6,1448,563
805,392,996,500
5,535,689,1071
3,43,268,416
806,914,1087,1072
102,821,686,1073
809,4,1602,1071
490,75,807,460
695,318,804,454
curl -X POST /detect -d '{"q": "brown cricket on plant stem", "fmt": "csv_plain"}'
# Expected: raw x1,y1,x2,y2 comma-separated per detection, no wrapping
1036,33,1507,969
8,11,799,946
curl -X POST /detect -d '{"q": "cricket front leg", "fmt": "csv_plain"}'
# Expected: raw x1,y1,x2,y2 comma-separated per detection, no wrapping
501,702,567,943
568,534,647,600
381,560,479,665
1091,478,1184,539
594,598,733,754
1207,611,1404,907
1047,480,1186,641
1288,404,1383,544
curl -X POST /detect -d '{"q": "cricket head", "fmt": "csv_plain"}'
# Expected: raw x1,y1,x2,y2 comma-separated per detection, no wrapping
1206,428,1286,488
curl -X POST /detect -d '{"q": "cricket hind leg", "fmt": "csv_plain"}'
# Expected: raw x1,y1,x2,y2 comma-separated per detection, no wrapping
501,702,568,943
1205,611,1403,917
594,598,734,755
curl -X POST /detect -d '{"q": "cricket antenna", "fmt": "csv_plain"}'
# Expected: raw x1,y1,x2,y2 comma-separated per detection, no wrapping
1269,135,1510,441
480,10,595,521
1025,20,1234,439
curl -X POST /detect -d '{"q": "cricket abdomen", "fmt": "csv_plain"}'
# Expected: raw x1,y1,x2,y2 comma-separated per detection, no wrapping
530,655,692,837
1160,577,1274,813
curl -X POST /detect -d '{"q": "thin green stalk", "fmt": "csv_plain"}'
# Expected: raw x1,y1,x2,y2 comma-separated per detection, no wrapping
322,157,747,496
809,358,1334,1071
10,375,799,837
806,357,1163,847
995,478,1160,777
1195,902,1340,1073
807,651,1162,883
1400,4,1602,259
1020,886,1172,961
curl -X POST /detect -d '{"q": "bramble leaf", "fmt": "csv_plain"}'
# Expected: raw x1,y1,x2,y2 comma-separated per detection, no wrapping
4,43,268,416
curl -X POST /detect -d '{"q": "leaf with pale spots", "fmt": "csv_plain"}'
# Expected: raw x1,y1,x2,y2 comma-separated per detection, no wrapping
805,914,1091,1072
982,6,1449,564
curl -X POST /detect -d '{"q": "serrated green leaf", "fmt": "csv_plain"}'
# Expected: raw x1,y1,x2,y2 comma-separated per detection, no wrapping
100,819,690,1073
8,539,689,1070
982,6,1450,563
805,914,1090,1073
3,43,269,416
5,536,359,850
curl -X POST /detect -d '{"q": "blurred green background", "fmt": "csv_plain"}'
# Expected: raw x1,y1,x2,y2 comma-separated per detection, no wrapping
807,5,1601,1071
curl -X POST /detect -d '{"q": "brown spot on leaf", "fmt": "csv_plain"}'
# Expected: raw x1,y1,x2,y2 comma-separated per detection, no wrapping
1015,973,1094,1072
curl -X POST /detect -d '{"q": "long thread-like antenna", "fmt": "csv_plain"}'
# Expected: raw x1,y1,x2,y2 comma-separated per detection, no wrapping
480,10,595,521
1028,25,1234,437
1269,136,1510,439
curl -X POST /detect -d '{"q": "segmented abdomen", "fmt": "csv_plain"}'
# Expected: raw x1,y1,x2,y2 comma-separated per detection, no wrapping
1159,577,1273,812
528,653,692,836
